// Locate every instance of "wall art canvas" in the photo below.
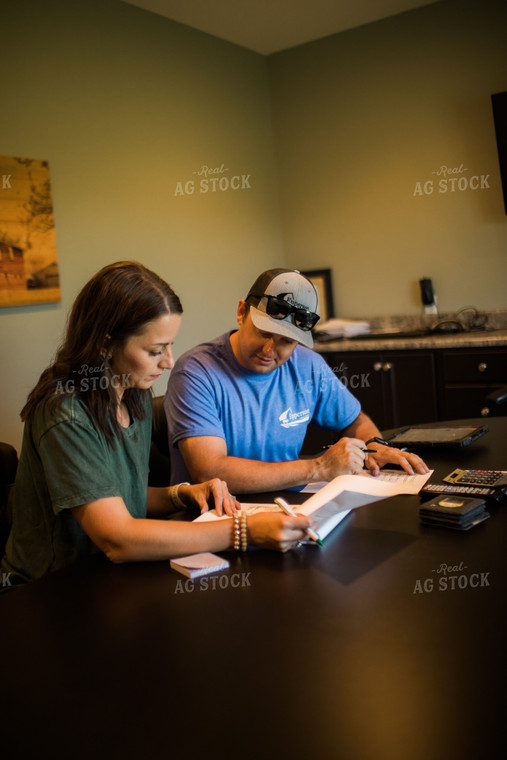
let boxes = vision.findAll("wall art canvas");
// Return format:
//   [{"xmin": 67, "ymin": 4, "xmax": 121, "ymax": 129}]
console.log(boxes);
[{"xmin": 0, "ymin": 155, "xmax": 61, "ymax": 307}]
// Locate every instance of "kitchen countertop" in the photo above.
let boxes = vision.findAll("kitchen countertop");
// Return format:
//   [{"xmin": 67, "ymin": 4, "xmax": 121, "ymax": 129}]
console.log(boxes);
[
  {"xmin": 314, "ymin": 329, "xmax": 507, "ymax": 352},
  {"xmin": 313, "ymin": 309, "xmax": 507, "ymax": 353}
]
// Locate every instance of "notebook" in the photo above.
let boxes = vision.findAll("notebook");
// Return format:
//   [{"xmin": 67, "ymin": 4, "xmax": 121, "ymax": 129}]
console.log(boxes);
[{"xmin": 170, "ymin": 553, "xmax": 230, "ymax": 579}]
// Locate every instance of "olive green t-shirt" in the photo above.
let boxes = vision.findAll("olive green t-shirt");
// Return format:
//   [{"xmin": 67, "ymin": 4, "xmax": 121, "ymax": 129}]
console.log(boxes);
[{"xmin": 1, "ymin": 393, "xmax": 151, "ymax": 586}]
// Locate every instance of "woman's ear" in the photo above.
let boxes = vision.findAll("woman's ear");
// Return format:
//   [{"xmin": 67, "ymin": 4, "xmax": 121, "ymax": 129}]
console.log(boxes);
[{"xmin": 99, "ymin": 334, "xmax": 112, "ymax": 359}]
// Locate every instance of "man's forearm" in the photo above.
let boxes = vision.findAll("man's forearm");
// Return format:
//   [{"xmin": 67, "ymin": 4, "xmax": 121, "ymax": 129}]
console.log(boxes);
[
  {"xmin": 190, "ymin": 454, "xmax": 322, "ymax": 495},
  {"xmin": 340, "ymin": 412, "xmax": 382, "ymax": 444},
  {"xmin": 179, "ymin": 414, "xmax": 379, "ymax": 494}
]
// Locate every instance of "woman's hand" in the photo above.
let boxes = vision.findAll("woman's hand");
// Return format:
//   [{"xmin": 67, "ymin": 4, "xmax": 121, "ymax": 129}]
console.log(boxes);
[
  {"xmin": 247, "ymin": 512, "xmax": 312, "ymax": 553},
  {"xmin": 178, "ymin": 479, "xmax": 240, "ymax": 515},
  {"xmin": 177, "ymin": 483, "xmax": 313, "ymax": 552}
]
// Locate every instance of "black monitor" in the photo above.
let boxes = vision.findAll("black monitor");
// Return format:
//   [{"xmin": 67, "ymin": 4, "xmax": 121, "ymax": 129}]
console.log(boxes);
[{"xmin": 491, "ymin": 91, "xmax": 507, "ymax": 214}]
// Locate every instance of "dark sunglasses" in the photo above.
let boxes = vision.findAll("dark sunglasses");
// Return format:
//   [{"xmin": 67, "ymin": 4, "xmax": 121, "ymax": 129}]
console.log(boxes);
[{"xmin": 248, "ymin": 293, "xmax": 319, "ymax": 331}]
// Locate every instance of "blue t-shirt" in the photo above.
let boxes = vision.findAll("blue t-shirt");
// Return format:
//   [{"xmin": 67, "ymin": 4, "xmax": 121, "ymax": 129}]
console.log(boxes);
[{"xmin": 164, "ymin": 332, "xmax": 361, "ymax": 485}]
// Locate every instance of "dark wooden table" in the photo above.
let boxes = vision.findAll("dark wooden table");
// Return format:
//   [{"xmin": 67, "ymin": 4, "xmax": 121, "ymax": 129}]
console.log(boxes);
[{"xmin": 1, "ymin": 419, "xmax": 505, "ymax": 760}]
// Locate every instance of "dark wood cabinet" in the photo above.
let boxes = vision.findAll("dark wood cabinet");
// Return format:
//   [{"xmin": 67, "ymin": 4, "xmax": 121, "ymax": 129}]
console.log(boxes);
[
  {"xmin": 436, "ymin": 347, "xmax": 507, "ymax": 419},
  {"xmin": 301, "ymin": 349, "xmax": 438, "ymax": 454},
  {"xmin": 301, "ymin": 343, "xmax": 506, "ymax": 454},
  {"xmin": 324, "ymin": 350, "xmax": 438, "ymax": 430}
]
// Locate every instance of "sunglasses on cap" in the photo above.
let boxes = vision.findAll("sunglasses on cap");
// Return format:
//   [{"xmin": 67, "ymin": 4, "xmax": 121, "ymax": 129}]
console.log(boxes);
[{"xmin": 248, "ymin": 293, "xmax": 319, "ymax": 331}]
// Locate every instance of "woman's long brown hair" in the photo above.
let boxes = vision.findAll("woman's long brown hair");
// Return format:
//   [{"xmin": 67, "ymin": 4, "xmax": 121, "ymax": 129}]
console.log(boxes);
[{"xmin": 21, "ymin": 261, "xmax": 183, "ymax": 445}]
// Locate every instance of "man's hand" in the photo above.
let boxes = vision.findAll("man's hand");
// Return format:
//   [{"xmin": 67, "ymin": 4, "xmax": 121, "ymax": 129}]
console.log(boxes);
[
  {"xmin": 315, "ymin": 435, "xmax": 430, "ymax": 481},
  {"xmin": 365, "ymin": 445, "xmax": 430, "ymax": 476},
  {"xmin": 337, "ymin": 413, "xmax": 430, "ymax": 478},
  {"xmin": 316, "ymin": 437, "xmax": 369, "ymax": 480}
]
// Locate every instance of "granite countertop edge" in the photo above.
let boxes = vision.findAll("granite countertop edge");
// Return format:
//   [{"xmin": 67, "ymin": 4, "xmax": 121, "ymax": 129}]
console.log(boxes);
[
  {"xmin": 314, "ymin": 330, "xmax": 507, "ymax": 352},
  {"xmin": 313, "ymin": 309, "xmax": 507, "ymax": 352}
]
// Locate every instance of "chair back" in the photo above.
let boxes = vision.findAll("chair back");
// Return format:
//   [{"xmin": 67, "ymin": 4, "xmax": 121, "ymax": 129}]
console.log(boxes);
[
  {"xmin": 149, "ymin": 396, "xmax": 171, "ymax": 486},
  {"xmin": 0, "ymin": 442, "xmax": 18, "ymax": 553},
  {"xmin": 481, "ymin": 386, "xmax": 507, "ymax": 418}
]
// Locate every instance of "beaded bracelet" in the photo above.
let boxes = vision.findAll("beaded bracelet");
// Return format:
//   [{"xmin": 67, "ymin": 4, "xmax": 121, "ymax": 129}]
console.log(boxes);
[
  {"xmin": 241, "ymin": 510, "xmax": 248, "ymax": 552},
  {"xmin": 170, "ymin": 482, "xmax": 190, "ymax": 509},
  {"xmin": 232, "ymin": 512, "xmax": 242, "ymax": 551}
]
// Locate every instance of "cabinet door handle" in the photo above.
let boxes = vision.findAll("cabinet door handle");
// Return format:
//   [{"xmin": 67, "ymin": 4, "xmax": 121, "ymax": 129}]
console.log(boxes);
[
  {"xmin": 382, "ymin": 362, "xmax": 392, "ymax": 372},
  {"xmin": 478, "ymin": 362, "xmax": 487, "ymax": 372},
  {"xmin": 481, "ymin": 407, "xmax": 490, "ymax": 417},
  {"xmin": 373, "ymin": 361, "xmax": 382, "ymax": 371}
]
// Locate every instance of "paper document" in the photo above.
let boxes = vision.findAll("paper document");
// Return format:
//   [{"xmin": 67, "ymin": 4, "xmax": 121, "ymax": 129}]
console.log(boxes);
[
  {"xmin": 300, "ymin": 469, "xmax": 432, "ymax": 511},
  {"xmin": 302, "ymin": 469, "xmax": 431, "ymax": 494},
  {"xmin": 353, "ymin": 468, "xmax": 433, "ymax": 493},
  {"xmin": 193, "ymin": 500, "xmax": 353, "ymax": 542},
  {"xmin": 301, "ymin": 482, "xmax": 327, "ymax": 493},
  {"xmin": 194, "ymin": 469, "xmax": 432, "ymax": 541},
  {"xmin": 195, "ymin": 503, "xmax": 279, "ymax": 522},
  {"xmin": 314, "ymin": 318, "xmax": 370, "ymax": 338},
  {"xmin": 291, "ymin": 469, "xmax": 432, "ymax": 539}
]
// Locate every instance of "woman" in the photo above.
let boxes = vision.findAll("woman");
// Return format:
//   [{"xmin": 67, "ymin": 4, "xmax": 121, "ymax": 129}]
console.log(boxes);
[{"xmin": 1, "ymin": 262, "xmax": 310, "ymax": 588}]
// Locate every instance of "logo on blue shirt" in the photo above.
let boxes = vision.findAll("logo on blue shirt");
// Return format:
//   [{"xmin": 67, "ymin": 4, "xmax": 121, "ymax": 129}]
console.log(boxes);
[{"xmin": 279, "ymin": 407, "xmax": 311, "ymax": 428}]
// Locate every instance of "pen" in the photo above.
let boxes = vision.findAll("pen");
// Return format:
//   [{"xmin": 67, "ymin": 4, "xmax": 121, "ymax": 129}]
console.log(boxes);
[
  {"xmin": 274, "ymin": 497, "xmax": 324, "ymax": 546},
  {"xmin": 322, "ymin": 444, "xmax": 377, "ymax": 453}
]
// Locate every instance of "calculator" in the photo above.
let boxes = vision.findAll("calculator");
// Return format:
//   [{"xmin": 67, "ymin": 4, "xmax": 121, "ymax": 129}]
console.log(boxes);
[
  {"xmin": 421, "ymin": 482, "xmax": 502, "ymax": 499},
  {"xmin": 443, "ymin": 469, "xmax": 507, "ymax": 488}
]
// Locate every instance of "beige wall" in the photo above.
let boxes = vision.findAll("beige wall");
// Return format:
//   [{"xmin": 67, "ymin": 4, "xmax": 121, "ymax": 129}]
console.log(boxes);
[
  {"xmin": 0, "ymin": 0, "xmax": 283, "ymax": 450},
  {"xmin": 269, "ymin": 0, "xmax": 507, "ymax": 317},
  {"xmin": 1, "ymin": 0, "xmax": 506, "ymax": 451}
]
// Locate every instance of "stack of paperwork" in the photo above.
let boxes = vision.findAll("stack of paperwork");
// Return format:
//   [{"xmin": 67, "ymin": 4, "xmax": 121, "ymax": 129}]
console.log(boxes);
[
  {"xmin": 314, "ymin": 318, "xmax": 370, "ymax": 339},
  {"xmin": 195, "ymin": 469, "xmax": 433, "ymax": 542}
]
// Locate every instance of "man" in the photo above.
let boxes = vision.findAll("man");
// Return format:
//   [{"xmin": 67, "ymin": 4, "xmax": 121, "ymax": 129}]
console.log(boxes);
[{"xmin": 164, "ymin": 268, "xmax": 428, "ymax": 493}]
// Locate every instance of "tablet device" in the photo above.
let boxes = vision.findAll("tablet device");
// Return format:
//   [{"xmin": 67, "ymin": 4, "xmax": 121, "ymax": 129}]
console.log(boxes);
[{"xmin": 386, "ymin": 424, "xmax": 489, "ymax": 448}]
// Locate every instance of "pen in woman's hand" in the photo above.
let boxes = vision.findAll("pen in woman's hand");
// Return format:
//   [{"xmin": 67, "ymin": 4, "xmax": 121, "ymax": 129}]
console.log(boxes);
[{"xmin": 274, "ymin": 497, "xmax": 324, "ymax": 546}]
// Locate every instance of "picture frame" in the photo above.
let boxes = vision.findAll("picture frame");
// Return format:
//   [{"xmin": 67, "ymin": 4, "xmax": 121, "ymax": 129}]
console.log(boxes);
[
  {"xmin": 0, "ymin": 155, "xmax": 61, "ymax": 308},
  {"xmin": 301, "ymin": 268, "xmax": 335, "ymax": 322}
]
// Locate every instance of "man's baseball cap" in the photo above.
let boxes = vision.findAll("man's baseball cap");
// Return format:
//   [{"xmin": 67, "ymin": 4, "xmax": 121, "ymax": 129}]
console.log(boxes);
[{"xmin": 245, "ymin": 268, "xmax": 320, "ymax": 349}]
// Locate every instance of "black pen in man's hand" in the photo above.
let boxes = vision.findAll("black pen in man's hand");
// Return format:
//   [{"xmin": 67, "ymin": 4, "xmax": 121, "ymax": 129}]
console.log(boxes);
[{"xmin": 322, "ymin": 444, "xmax": 377, "ymax": 453}]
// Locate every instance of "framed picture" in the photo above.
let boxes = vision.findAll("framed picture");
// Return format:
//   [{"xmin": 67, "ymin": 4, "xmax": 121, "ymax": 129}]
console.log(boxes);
[
  {"xmin": 301, "ymin": 268, "xmax": 335, "ymax": 322},
  {"xmin": 0, "ymin": 155, "xmax": 61, "ymax": 307}
]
